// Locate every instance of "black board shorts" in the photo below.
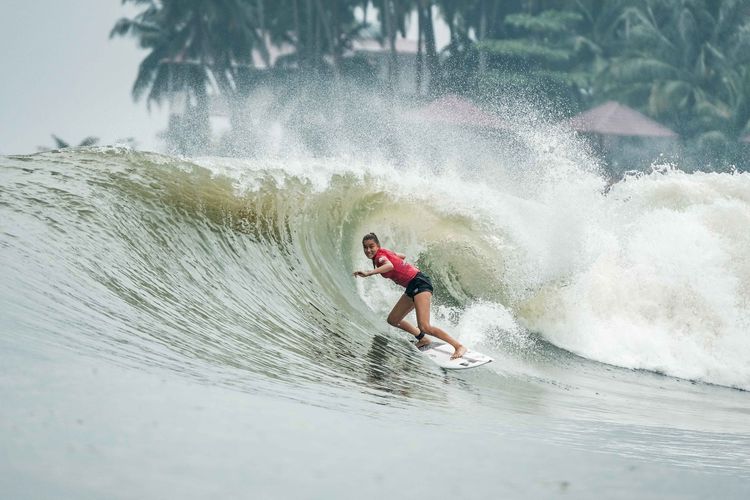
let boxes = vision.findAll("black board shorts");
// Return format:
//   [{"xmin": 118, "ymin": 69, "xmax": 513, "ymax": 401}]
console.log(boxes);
[{"xmin": 405, "ymin": 272, "xmax": 434, "ymax": 298}]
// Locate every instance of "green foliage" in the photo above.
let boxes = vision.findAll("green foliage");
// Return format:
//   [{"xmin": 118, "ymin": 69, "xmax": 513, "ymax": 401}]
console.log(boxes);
[
  {"xmin": 505, "ymin": 10, "xmax": 583, "ymax": 34},
  {"xmin": 468, "ymin": 0, "xmax": 750, "ymax": 169},
  {"xmin": 472, "ymin": 5, "xmax": 608, "ymax": 110},
  {"xmin": 113, "ymin": 0, "xmax": 379, "ymax": 154},
  {"xmin": 111, "ymin": 0, "xmax": 262, "ymax": 108},
  {"xmin": 600, "ymin": 0, "xmax": 750, "ymax": 148},
  {"xmin": 110, "ymin": 0, "xmax": 750, "ymax": 168},
  {"xmin": 478, "ymin": 39, "xmax": 571, "ymax": 65}
]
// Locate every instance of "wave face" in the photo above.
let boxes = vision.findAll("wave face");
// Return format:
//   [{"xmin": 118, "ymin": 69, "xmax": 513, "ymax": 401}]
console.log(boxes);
[{"xmin": 1, "ymin": 146, "xmax": 749, "ymax": 395}]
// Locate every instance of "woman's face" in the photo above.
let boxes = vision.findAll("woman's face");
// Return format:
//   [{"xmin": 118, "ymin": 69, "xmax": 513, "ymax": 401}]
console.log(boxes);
[{"xmin": 362, "ymin": 239, "xmax": 379, "ymax": 259}]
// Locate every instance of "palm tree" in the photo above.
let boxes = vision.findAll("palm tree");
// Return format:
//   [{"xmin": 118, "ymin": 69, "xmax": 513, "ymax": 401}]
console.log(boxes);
[
  {"xmin": 111, "ymin": 0, "xmax": 263, "ymax": 153},
  {"xmin": 38, "ymin": 135, "xmax": 99, "ymax": 152},
  {"xmin": 261, "ymin": 0, "xmax": 367, "ymax": 77},
  {"xmin": 419, "ymin": 0, "xmax": 441, "ymax": 93},
  {"xmin": 601, "ymin": 0, "xmax": 750, "ymax": 143},
  {"xmin": 474, "ymin": 7, "xmax": 588, "ymax": 107}
]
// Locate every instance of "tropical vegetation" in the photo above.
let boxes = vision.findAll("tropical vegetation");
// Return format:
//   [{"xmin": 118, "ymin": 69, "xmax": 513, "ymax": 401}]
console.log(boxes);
[
  {"xmin": 112, "ymin": 0, "xmax": 750, "ymax": 169},
  {"xmin": 38, "ymin": 134, "xmax": 99, "ymax": 152}
]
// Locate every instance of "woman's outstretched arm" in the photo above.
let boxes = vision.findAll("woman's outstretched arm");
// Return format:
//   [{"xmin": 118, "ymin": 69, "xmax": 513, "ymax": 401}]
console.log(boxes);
[{"xmin": 353, "ymin": 258, "xmax": 394, "ymax": 278}]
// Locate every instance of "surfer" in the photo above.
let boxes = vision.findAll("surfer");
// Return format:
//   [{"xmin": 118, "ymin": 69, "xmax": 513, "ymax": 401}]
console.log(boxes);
[{"xmin": 353, "ymin": 233, "xmax": 467, "ymax": 359}]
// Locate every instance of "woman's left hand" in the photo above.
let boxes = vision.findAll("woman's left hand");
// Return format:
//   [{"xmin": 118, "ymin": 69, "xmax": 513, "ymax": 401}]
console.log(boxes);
[{"xmin": 353, "ymin": 270, "xmax": 369, "ymax": 278}]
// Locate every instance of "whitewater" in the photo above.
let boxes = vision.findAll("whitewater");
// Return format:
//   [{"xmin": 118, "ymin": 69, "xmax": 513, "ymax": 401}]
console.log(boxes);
[{"xmin": 2, "ymin": 113, "xmax": 750, "ymax": 497}]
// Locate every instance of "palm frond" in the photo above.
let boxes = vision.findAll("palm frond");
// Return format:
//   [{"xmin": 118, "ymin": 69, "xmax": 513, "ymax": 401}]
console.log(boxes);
[
  {"xmin": 648, "ymin": 79, "xmax": 692, "ymax": 115},
  {"xmin": 478, "ymin": 39, "xmax": 571, "ymax": 64},
  {"xmin": 608, "ymin": 56, "xmax": 680, "ymax": 83},
  {"xmin": 505, "ymin": 10, "xmax": 583, "ymax": 34},
  {"xmin": 77, "ymin": 137, "xmax": 100, "ymax": 147},
  {"xmin": 51, "ymin": 135, "xmax": 69, "ymax": 149}
]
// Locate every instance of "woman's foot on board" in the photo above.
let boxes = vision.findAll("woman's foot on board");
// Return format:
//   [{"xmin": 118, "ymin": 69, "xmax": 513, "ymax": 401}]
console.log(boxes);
[
  {"xmin": 450, "ymin": 345, "xmax": 467, "ymax": 360},
  {"xmin": 415, "ymin": 337, "xmax": 432, "ymax": 349}
]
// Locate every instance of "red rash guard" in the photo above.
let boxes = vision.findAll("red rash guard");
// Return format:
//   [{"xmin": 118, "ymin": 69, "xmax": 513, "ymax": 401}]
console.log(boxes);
[{"xmin": 372, "ymin": 248, "xmax": 419, "ymax": 287}]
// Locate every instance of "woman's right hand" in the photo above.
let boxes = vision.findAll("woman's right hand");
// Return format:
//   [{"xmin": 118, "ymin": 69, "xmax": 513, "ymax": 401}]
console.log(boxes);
[{"xmin": 353, "ymin": 270, "xmax": 369, "ymax": 278}]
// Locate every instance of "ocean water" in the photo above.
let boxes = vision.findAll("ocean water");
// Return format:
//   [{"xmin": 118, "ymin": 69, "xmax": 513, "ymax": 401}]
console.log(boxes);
[{"xmin": 1, "ymin": 145, "xmax": 749, "ymax": 499}]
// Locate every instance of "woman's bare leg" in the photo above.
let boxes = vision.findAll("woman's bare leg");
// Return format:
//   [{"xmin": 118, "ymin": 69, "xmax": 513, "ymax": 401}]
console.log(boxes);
[
  {"xmin": 386, "ymin": 294, "xmax": 430, "ymax": 345},
  {"xmin": 413, "ymin": 292, "xmax": 466, "ymax": 359}
]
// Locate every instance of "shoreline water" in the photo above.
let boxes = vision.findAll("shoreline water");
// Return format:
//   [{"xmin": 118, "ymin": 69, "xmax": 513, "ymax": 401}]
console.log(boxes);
[{"xmin": 2, "ymin": 340, "xmax": 748, "ymax": 500}]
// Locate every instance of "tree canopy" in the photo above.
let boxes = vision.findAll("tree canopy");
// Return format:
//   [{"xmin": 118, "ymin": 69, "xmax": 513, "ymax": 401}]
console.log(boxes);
[{"xmin": 112, "ymin": 0, "xmax": 750, "ymax": 167}]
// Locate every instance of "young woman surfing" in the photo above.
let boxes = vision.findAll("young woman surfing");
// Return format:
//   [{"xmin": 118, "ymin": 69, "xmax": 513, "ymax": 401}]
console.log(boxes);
[{"xmin": 353, "ymin": 233, "xmax": 466, "ymax": 359}]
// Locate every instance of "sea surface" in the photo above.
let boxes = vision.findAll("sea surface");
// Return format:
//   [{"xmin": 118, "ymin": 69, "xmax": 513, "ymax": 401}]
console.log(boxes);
[{"xmin": 1, "ymin": 146, "xmax": 749, "ymax": 499}]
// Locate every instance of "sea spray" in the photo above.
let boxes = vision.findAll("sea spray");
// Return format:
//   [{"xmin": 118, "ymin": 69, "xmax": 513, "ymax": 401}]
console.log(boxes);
[
  {"xmin": 195, "ymin": 108, "xmax": 750, "ymax": 390},
  {"xmin": 520, "ymin": 168, "xmax": 750, "ymax": 389},
  {"xmin": 2, "ymin": 101, "xmax": 749, "ymax": 393}
]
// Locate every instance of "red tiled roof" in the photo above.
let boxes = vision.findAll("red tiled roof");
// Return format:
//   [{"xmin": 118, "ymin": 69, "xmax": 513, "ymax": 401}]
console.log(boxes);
[
  {"xmin": 408, "ymin": 94, "xmax": 509, "ymax": 129},
  {"xmin": 568, "ymin": 101, "xmax": 678, "ymax": 137}
]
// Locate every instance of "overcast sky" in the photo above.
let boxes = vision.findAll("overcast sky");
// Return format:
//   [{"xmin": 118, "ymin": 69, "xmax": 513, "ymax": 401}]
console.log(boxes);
[
  {"xmin": 0, "ymin": 1, "xmax": 448, "ymax": 156},
  {"xmin": 0, "ymin": 0, "xmax": 169, "ymax": 155}
]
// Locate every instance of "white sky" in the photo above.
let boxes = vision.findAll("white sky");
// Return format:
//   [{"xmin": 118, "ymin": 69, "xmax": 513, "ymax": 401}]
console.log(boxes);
[
  {"xmin": 0, "ymin": 1, "xmax": 448, "ymax": 156},
  {"xmin": 1, "ymin": 1, "xmax": 168, "ymax": 155}
]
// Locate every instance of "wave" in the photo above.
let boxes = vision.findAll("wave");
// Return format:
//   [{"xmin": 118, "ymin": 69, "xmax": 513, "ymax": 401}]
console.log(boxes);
[
  {"xmin": 1, "ymin": 148, "xmax": 749, "ymax": 391},
  {"xmin": 521, "ymin": 168, "xmax": 750, "ymax": 389}
]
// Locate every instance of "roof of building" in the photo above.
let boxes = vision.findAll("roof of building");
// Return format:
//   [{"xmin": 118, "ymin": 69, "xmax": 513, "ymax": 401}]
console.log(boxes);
[
  {"xmin": 567, "ymin": 101, "xmax": 678, "ymax": 137},
  {"xmin": 408, "ymin": 94, "xmax": 509, "ymax": 129}
]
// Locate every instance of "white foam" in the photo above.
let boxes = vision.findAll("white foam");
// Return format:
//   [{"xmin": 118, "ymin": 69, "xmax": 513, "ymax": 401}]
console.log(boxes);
[
  {"xmin": 190, "ymin": 130, "xmax": 750, "ymax": 390},
  {"xmin": 521, "ymin": 169, "xmax": 750, "ymax": 389}
]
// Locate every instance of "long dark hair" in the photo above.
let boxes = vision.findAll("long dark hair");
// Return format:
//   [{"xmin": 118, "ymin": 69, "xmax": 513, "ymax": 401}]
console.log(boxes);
[{"xmin": 362, "ymin": 232, "xmax": 380, "ymax": 245}]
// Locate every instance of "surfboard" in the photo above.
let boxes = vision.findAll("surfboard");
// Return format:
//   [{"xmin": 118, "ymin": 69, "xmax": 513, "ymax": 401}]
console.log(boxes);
[{"xmin": 415, "ymin": 340, "xmax": 493, "ymax": 370}]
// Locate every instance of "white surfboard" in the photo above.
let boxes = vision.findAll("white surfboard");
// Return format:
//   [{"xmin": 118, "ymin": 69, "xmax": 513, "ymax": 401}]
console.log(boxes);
[{"xmin": 415, "ymin": 340, "xmax": 493, "ymax": 370}]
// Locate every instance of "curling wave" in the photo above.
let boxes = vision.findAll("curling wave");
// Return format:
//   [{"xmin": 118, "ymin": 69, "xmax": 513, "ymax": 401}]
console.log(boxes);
[{"xmin": 1, "ymin": 148, "xmax": 749, "ymax": 393}]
